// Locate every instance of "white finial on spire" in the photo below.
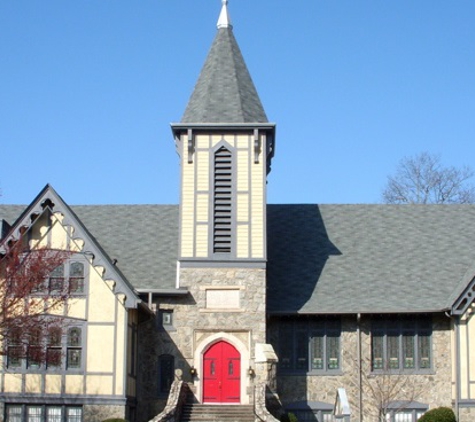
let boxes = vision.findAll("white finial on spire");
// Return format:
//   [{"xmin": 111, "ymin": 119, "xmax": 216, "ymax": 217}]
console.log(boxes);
[{"xmin": 217, "ymin": 0, "xmax": 232, "ymax": 29}]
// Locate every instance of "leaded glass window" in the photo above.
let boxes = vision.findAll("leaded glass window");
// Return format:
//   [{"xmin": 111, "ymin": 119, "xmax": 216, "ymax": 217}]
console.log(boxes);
[
  {"xmin": 371, "ymin": 318, "xmax": 432, "ymax": 372},
  {"xmin": 66, "ymin": 327, "xmax": 82, "ymax": 369},
  {"xmin": 278, "ymin": 318, "xmax": 341, "ymax": 373},
  {"xmin": 5, "ymin": 405, "xmax": 83, "ymax": 422},
  {"xmin": 69, "ymin": 262, "xmax": 85, "ymax": 293}
]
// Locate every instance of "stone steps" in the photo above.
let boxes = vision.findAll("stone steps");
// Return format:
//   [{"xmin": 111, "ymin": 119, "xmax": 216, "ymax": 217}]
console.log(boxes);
[{"xmin": 180, "ymin": 404, "xmax": 255, "ymax": 422}]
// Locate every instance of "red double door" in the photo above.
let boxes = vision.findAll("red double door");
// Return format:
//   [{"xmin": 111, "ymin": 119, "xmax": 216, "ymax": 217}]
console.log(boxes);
[{"xmin": 203, "ymin": 341, "xmax": 241, "ymax": 403}]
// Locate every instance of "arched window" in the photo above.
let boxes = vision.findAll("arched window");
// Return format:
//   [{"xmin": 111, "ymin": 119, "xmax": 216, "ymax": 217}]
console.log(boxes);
[{"xmin": 69, "ymin": 262, "xmax": 84, "ymax": 293}]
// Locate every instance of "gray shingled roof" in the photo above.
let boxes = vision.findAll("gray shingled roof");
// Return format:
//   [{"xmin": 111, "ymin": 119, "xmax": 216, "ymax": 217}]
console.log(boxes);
[
  {"xmin": 0, "ymin": 204, "xmax": 179, "ymax": 292},
  {"xmin": 181, "ymin": 27, "xmax": 268, "ymax": 124},
  {"xmin": 3, "ymin": 203, "xmax": 475, "ymax": 314},
  {"xmin": 71, "ymin": 205, "xmax": 179, "ymax": 291},
  {"xmin": 267, "ymin": 204, "xmax": 475, "ymax": 314}
]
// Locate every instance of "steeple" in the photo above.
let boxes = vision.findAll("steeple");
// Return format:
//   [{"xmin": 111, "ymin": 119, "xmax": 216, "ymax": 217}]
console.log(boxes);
[
  {"xmin": 181, "ymin": 0, "xmax": 268, "ymax": 124},
  {"xmin": 171, "ymin": 1, "xmax": 275, "ymax": 264}
]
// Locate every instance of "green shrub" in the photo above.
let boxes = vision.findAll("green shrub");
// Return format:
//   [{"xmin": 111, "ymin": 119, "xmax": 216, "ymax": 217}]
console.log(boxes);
[
  {"xmin": 280, "ymin": 412, "xmax": 298, "ymax": 422},
  {"xmin": 417, "ymin": 407, "xmax": 456, "ymax": 422}
]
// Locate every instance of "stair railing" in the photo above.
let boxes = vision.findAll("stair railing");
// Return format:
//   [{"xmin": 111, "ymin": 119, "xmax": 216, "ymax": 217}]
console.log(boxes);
[
  {"xmin": 254, "ymin": 383, "xmax": 281, "ymax": 422},
  {"xmin": 148, "ymin": 380, "xmax": 189, "ymax": 422}
]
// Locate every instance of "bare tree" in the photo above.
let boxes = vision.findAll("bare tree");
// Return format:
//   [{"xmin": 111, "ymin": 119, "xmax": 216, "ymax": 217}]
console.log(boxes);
[
  {"xmin": 382, "ymin": 152, "xmax": 475, "ymax": 204},
  {"xmin": 0, "ymin": 239, "xmax": 72, "ymax": 365},
  {"xmin": 348, "ymin": 357, "xmax": 425, "ymax": 422}
]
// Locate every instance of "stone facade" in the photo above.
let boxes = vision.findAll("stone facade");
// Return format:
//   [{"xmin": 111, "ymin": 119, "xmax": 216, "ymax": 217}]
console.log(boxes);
[
  {"xmin": 83, "ymin": 405, "xmax": 126, "ymax": 422},
  {"xmin": 137, "ymin": 266, "xmax": 267, "ymax": 421},
  {"xmin": 268, "ymin": 315, "xmax": 453, "ymax": 422}
]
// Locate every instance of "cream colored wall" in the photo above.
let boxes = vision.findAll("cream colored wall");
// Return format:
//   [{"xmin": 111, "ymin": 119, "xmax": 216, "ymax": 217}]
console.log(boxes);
[
  {"xmin": 1, "ymin": 212, "xmax": 132, "ymax": 402},
  {"xmin": 179, "ymin": 131, "xmax": 267, "ymax": 259},
  {"xmin": 457, "ymin": 311, "xmax": 475, "ymax": 401}
]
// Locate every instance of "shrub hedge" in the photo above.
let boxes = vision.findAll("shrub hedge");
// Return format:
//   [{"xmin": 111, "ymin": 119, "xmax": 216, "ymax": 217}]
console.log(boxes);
[{"xmin": 417, "ymin": 407, "xmax": 456, "ymax": 422}]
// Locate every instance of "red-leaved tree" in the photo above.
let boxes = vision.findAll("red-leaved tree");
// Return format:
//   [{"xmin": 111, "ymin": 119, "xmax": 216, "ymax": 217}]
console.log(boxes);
[{"xmin": 0, "ymin": 239, "xmax": 72, "ymax": 365}]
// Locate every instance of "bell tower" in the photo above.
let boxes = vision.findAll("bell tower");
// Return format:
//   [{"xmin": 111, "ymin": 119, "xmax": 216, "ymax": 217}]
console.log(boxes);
[
  {"xmin": 170, "ymin": 0, "xmax": 276, "ymax": 404},
  {"xmin": 171, "ymin": 0, "xmax": 275, "ymax": 263}
]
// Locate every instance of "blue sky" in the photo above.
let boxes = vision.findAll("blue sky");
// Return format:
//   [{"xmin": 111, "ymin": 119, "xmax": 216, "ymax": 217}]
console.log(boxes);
[{"xmin": 1, "ymin": 1, "xmax": 474, "ymax": 205}]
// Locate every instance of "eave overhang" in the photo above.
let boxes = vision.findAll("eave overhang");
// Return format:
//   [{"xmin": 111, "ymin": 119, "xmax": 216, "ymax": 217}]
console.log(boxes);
[{"xmin": 452, "ymin": 275, "xmax": 475, "ymax": 316}]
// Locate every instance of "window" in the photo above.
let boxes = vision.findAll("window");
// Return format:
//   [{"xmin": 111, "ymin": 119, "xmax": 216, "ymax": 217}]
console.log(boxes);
[
  {"xmin": 213, "ymin": 147, "xmax": 233, "ymax": 254},
  {"xmin": 157, "ymin": 309, "xmax": 175, "ymax": 332},
  {"xmin": 46, "ymin": 407, "xmax": 62, "ymax": 422},
  {"xmin": 7, "ymin": 325, "xmax": 84, "ymax": 371},
  {"xmin": 27, "ymin": 406, "xmax": 42, "ymax": 422},
  {"xmin": 39, "ymin": 260, "xmax": 86, "ymax": 295},
  {"xmin": 7, "ymin": 329, "xmax": 22, "ymax": 368},
  {"xmin": 66, "ymin": 328, "xmax": 82, "ymax": 369},
  {"xmin": 160, "ymin": 310, "xmax": 173, "ymax": 327},
  {"xmin": 286, "ymin": 401, "xmax": 334, "ymax": 422},
  {"xmin": 372, "ymin": 318, "xmax": 431, "ymax": 372},
  {"xmin": 27, "ymin": 328, "xmax": 42, "ymax": 369},
  {"xmin": 6, "ymin": 406, "xmax": 22, "ymax": 422},
  {"xmin": 69, "ymin": 262, "xmax": 85, "ymax": 293},
  {"xmin": 385, "ymin": 401, "xmax": 427, "ymax": 422},
  {"xmin": 47, "ymin": 326, "xmax": 62, "ymax": 369},
  {"xmin": 278, "ymin": 318, "xmax": 341, "ymax": 374},
  {"xmin": 158, "ymin": 354, "xmax": 175, "ymax": 395},
  {"xmin": 5, "ymin": 405, "xmax": 82, "ymax": 422},
  {"xmin": 48, "ymin": 264, "xmax": 65, "ymax": 293}
]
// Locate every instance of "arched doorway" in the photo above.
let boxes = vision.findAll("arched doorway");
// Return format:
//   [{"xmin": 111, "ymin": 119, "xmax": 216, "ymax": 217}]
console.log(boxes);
[{"xmin": 203, "ymin": 341, "xmax": 240, "ymax": 403}]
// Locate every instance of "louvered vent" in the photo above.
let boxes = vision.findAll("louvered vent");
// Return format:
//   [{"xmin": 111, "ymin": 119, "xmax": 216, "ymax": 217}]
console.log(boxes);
[{"xmin": 213, "ymin": 147, "xmax": 233, "ymax": 253}]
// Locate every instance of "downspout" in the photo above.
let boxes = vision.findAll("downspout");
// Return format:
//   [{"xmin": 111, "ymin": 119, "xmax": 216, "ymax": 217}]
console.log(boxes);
[
  {"xmin": 455, "ymin": 315, "xmax": 461, "ymax": 421},
  {"xmin": 357, "ymin": 313, "xmax": 363, "ymax": 422}
]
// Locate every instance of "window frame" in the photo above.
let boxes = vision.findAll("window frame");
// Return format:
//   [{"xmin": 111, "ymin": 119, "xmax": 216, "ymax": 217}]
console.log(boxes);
[
  {"xmin": 157, "ymin": 309, "xmax": 175, "ymax": 331},
  {"xmin": 286, "ymin": 401, "xmax": 334, "ymax": 422},
  {"xmin": 278, "ymin": 318, "xmax": 342, "ymax": 375},
  {"xmin": 384, "ymin": 401, "xmax": 428, "ymax": 422},
  {"xmin": 5, "ymin": 405, "xmax": 83, "ymax": 422},
  {"xmin": 371, "ymin": 317, "xmax": 432, "ymax": 373},
  {"xmin": 30, "ymin": 258, "xmax": 87, "ymax": 297},
  {"xmin": 6, "ymin": 323, "xmax": 85, "ymax": 373}
]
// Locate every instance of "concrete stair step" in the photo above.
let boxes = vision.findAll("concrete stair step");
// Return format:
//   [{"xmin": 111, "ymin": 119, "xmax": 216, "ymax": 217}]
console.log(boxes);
[{"xmin": 181, "ymin": 404, "xmax": 255, "ymax": 422}]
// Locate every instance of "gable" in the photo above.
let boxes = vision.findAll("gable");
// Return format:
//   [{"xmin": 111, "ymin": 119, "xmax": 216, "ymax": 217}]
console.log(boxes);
[{"xmin": 0, "ymin": 185, "xmax": 141, "ymax": 308}]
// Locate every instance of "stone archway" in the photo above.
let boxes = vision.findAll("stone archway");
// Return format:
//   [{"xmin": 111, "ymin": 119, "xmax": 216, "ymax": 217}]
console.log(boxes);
[{"xmin": 193, "ymin": 332, "xmax": 250, "ymax": 404}]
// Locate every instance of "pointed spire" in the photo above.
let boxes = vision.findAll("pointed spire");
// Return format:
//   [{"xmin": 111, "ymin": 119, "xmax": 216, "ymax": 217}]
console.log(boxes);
[
  {"xmin": 180, "ymin": 0, "xmax": 268, "ymax": 124},
  {"xmin": 217, "ymin": 0, "xmax": 232, "ymax": 29}
]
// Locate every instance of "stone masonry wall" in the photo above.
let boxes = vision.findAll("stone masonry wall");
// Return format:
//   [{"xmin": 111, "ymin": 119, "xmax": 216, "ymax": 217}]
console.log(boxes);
[
  {"xmin": 137, "ymin": 266, "xmax": 267, "ymax": 422},
  {"xmin": 269, "ymin": 315, "xmax": 452, "ymax": 422},
  {"xmin": 83, "ymin": 405, "xmax": 126, "ymax": 422}
]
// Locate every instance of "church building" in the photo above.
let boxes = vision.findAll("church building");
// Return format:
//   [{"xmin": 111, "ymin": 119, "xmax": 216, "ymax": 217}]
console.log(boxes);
[{"xmin": 2, "ymin": 2, "xmax": 475, "ymax": 422}]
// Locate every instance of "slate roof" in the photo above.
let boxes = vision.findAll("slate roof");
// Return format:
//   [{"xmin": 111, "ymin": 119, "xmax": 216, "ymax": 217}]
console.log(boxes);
[
  {"xmin": 181, "ymin": 25, "xmax": 268, "ymax": 124},
  {"xmin": 2, "ymin": 203, "xmax": 475, "ymax": 315},
  {"xmin": 267, "ymin": 204, "xmax": 475, "ymax": 314},
  {"xmin": 0, "ymin": 204, "xmax": 179, "ymax": 292}
]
